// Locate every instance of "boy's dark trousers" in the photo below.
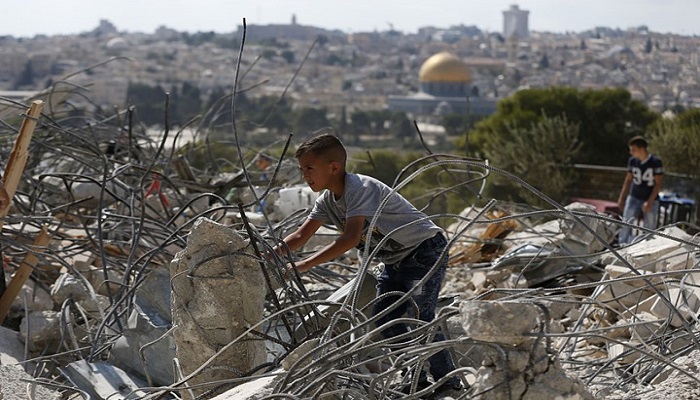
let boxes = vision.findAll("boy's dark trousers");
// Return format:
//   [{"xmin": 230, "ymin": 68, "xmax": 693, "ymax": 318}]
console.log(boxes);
[{"xmin": 373, "ymin": 232, "xmax": 458, "ymax": 384}]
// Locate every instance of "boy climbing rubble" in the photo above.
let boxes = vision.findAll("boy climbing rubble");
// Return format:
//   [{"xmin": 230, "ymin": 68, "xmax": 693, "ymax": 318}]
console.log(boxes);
[{"xmin": 273, "ymin": 133, "xmax": 464, "ymax": 398}]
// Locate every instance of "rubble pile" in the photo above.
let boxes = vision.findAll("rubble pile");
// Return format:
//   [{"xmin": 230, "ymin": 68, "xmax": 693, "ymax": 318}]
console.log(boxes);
[
  {"xmin": 459, "ymin": 300, "xmax": 594, "ymax": 400},
  {"xmin": 443, "ymin": 204, "xmax": 700, "ymax": 400},
  {"xmin": 0, "ymin": 100, "xmax": 698, "ymax": 400}
]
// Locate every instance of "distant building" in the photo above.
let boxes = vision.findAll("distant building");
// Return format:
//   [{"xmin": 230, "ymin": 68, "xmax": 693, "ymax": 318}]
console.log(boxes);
[
  {"xmin": 387, "ymin": 52, "xmax": 497, "ymax": 117},
  {"xmin": 92, "ymin": 19, "xmax": 118, "ymax": 37},
  {"xmin": 503, "ymin": 4, "xmax": 529, "ymax": 39},
  {"xmin": 236, "ymin": 16, "xmax": 344, "ymax": 42}
]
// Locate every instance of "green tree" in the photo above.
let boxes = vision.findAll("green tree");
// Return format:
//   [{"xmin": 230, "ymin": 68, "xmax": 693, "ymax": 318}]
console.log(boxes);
[
  {"xmin": 13, "ymin": 60, "xmax": 34, "ymax": 88},
  {"xmin": 201, "ymin": 86, "xmax": 231, "ymax": 128},
  {"xmin": 390, "ymin": 112, "xmax": 413, "ymax": 139},
  {"xmin": 483, "ymin": 114, "xmax": 582, "ymax": 207},
  {"xmin": 579, "ymin": 88, "xmax": 657, "ymax": 165},
  {"xmin": 316, "ymin": 35, "xmax": 329, "ymax": 46},
  {"xmin": 442, "ymin": 114, "xmax": 471, "ymax": 136},
  {"xmin": 324, "ymin": 53, "xmax": 347, "ymax": 66},
  {"xmin": 464, "ymin": 87, "xmax": 657, "ymax": 166},
  {"xmin": 280, "ymin": 50, "xmax": 295, "ymax": 64},
  {"xmin": 261, "ymin": 49, "xmax": 277, "ymax": 60},
  {"xmin": 367, "ymin": 110, "xmax": 394, "ymax": 135},
  {"xmin": 648, "ymin": 110, "xmax": 700, "ymax": 223},
  {"xmin": 350, "ymin": 150, "xmax": 481, "ymax": 221},
  {"xmin": 350, "ymin": 110, "xmax": 372, "ymax": 135},
  {"xmin": 126, "ymin": 82, "xmax": 168, "ymax": 126},
  {"xmin": 173, "ymin": 82, "xmax": 202, "ymax": 125},
  {"xmin": 237, "ymin": 95, "xmax": 293, "ymax": 134},
  {"xmin": 351, "ymin": 150, "xmax": 404, "ymax": 185},
  {"xmin": 648, "ymin": 109, "xmax": 700, "ymax": 178},
  {"xmin": 293, "ymin": 107, "xmax": 330, "ymax": 136},
  {"xmin": 645, "ymin": 37, "xmax": 653, "ymax": 53},
  {"xmin": 182, "ymin": 31, "xmax": 216, "ymax": 46}
]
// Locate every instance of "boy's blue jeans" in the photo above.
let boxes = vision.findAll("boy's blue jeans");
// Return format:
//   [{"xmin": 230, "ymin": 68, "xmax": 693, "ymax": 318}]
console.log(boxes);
[
  {"xmin": 619, "ymin": 196, "xmax": 659, "ymax": 245},
  {"xmin": 373, "ymin": 232, "xmax": 458, "ymax": 384}
]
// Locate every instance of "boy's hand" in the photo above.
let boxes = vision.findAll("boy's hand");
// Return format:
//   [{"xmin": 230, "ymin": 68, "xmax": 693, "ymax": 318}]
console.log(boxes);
[
  {"xmin": 282, "ymin": 263, "xmax": 298, "ymax": 279},
  {"xmin": 293, "ymin": 260, "xmax": 313, "ymax": 273}
]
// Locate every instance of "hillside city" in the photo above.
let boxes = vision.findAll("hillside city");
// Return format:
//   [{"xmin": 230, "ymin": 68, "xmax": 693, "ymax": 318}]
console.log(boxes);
[
  {"xmin": 1, "ymin": 6, "xmax": 698, "ymax": 128},
  {"xmin": 1, "ymin": 8, "xmax": 700, "ymax": 400}
]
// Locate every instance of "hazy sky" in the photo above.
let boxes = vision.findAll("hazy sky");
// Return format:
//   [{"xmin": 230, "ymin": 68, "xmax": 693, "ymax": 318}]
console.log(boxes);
[{"xmin": 3, "ymin": 0, "xmax": 699, "ymax": 38}]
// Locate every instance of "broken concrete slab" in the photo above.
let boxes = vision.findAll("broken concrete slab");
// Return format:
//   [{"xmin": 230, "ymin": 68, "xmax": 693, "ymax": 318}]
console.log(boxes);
[
  {"xmin": 612, "ymin": 226, "xmax": 697, "ymax": 270},
  {"xmin": 62, "ymin": 359, "xmax": 150, "ymax": 400},
  {"xmin": 460, "ymin": 300, "xmax": 540, "ymax": 346},
  {"xmin": 169, "ymin": 217, "xmax": 267, "ymax": 399},
  {"xmin": 18, "ymin": 310, "xmax": 61, "ymax": 353},
  {"xmin": 594, "ymin": 280, "xmax": 653, "ymax": 310},
  {"xmin": 7, "ymin": 274, "xmax": 53, "ymax": 319},
  {"xmin": 649, "ymin": 287, "xmax": 700, "ymax": 328},
  {"xmin": 0, "ymin": 325, "xmax": 25, "ymax": 365},
  {"xmin": 50, "ymin": 272, "xmax": 93, "ymax": 305},
  {"xmin": 460, "ymin": 300, "xmax": 595, "ymax": 400},
  {"xmin": 209, "ymin": 374, "xmax": 280, "ymax": 400},
  {"xmin": 656, "ymin": 246, "xmax": 699, "ymax": 271},
  {"xmin": 110, "ymin": 266, "xmax": 175, "ymax": 386},
  {"xmin": 558, "ymin": 201, "xmax": 618, "ymax": 254},
  {"xmin": 292, "ymin": 273, "xmax": 377, "ymax": 342},
  {"xmin": 491, "ymin": 243, "xmax": 587, "ymax": 287}
]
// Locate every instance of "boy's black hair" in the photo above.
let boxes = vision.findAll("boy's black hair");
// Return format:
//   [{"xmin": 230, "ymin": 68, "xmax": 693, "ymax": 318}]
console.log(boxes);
[
  {"xmin": 295, "ymin": 133, "xmax": 347, "ymax": 165},
  {"xmin": 628, "ymin": 135, "xmax": 648, "ymax": 148}
]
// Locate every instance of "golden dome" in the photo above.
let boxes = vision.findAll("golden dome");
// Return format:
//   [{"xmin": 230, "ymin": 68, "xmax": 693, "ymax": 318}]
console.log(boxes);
[{"xmin": 418, "ymin": 52, "xmax": 471, "ymax": 83}]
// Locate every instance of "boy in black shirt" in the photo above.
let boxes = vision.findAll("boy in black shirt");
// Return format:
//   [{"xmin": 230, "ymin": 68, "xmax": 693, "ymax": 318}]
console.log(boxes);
[{"xmin": 617, "ymin": 136, "xmax": 663, "ymax": 244}]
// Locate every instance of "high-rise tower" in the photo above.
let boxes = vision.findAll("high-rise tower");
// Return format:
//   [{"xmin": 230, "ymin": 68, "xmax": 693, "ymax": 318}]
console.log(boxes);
[{"xmin": 503, "ymin": 4, "xmax": 529, "ymax": 39}]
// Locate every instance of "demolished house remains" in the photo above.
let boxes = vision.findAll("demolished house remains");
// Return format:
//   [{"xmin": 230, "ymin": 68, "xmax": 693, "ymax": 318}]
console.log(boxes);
[{"xmin": 0, "ymin": 85, "xmax": 699, "ymax": 399}]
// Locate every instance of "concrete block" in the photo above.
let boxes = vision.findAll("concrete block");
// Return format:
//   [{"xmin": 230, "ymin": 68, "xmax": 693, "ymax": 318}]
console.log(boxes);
[
  {"xmin": 656, "ymin": 247, "xmax": 696, "ymax": 271},
  {"xmin": 649, "ymin": 287, "xmax": 700, "ymax": 327},
  {"xmin": 459, "ymin": 300, "xmax": 540, "ymax": 346},
  {"xmin": 625, "ymin": 312, "xmax": 663, "ymax": 340},
  {"xmin": 685, "ymin": 271, "xmax": 700, "ymax": 286},
  {"xmin": 621, "ymin": 295, "xmax": 656, "ymax": 319},
  {"xmin": 0, "ymin": 325, "xmax": 26, "ymax": 364},
  {"xmin": 604, "ymin": 264, "xmax": 657, "ymax": 287},
  {"xmin": 596, "ymin": 280, "xmax": 652, "ymax": 310},
  {"xmin": 609, "ymin": 342, "xmax": 642, "ymax": 364},
  {"xmin": 667, "ymin": 331, "xmax": 693, "ymax": 353},
  {"xmin": 622, "ymin": 226, "xmax": 693, "ymax": 270}
]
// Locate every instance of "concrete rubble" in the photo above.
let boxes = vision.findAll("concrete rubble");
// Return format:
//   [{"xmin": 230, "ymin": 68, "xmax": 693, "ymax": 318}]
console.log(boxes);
[
  {"xmin": 169, "ymin": 217, "xmax": 267, "ymax": 399},
  {"xmin": 0, "ymin": 102, "xmax": 698, "ymax": 400}
]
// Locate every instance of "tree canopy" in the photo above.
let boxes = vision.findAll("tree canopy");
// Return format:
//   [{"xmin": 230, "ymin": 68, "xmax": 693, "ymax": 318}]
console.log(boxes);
[
  {"xmin": 648, "ymin": 108, "xmax": 700, "ymax": 179},
  {"xmin": 461, "ymin": 87, "xmax": 658, "ymax": 166},
  {"xmin": 483, "ymin": 114, "xmax": 582, "ymax": 206}
]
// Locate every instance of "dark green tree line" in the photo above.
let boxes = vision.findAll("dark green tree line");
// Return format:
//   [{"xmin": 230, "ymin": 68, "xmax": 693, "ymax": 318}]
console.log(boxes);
[
  {"xmin": 648, "ymin": 108, "xmax": 700, "ymax": 178},
  {"xmin": 459, "ymin": 87, "xmax": 657, "ymax": 166}
]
